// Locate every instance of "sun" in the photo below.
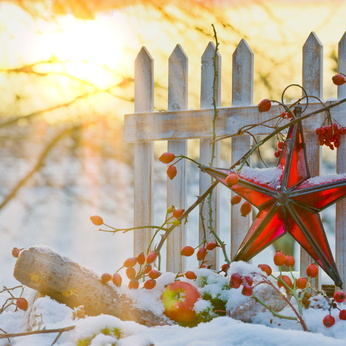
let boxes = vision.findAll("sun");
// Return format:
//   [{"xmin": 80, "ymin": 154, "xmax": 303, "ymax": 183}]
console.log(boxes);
[{"xmin": 40, "ymin": 11, "xmax": 134, "ymax": 89}]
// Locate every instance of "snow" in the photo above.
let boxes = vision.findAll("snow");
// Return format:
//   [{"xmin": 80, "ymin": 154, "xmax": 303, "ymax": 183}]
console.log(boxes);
[
  {"xmin": 299, "ymin": 172, "xmax": 346, "ymax": 188},
  {"xmin": 1, "ymin": 292, "xmax": 346, "ymax": 345},
  {"xmin": 237, "ymin": 166, "xmax": 282, "ymax": 188},
  {"xmin": 2, "ymin": 259, "xmax": 346, "ymax": 345}
]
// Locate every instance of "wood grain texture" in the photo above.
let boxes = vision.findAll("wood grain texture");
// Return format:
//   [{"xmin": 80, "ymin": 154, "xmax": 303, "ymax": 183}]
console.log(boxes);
[
  {"xmin": 336, "ymin": 32, "xmax": 346, "ymax": 287},
  {"xmin": 166, "ymin": 45, "xmax": 188, "ymax": 273},
  {"xmin": 134, "ymin": 47, "xmax": 154, "ymax": 257},
  {"xmin": 124, "ymin": 102, "xmax": 336, "ymax": 143},
  {"xmin": 300, "ymin": 32, "xmax": 323, "ymax": 285},
  {"xmin": 230, "ymin": 39, "xmax": 253, "ymax": 259},
  {"xmin": 13, "ymin": 247, "xmax": 164, "ymax": 325},
  {"xmin": 199, "ymin": 42, "xmax": 221, "ymax": 269}
]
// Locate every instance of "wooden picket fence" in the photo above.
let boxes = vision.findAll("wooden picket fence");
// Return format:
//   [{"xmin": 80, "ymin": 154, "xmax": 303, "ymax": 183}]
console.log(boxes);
[{"xmin": 124, "ymin": 32, "xmax": 346, "ymax": 287}]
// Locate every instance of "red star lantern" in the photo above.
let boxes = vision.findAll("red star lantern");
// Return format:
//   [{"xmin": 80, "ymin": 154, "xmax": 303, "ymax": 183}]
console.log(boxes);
[{"xmin": 202, "ymin": 116, "xmax": 346, "ymax": 287}]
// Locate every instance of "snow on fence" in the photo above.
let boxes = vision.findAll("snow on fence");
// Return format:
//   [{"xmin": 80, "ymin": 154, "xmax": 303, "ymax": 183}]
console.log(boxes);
[{"xmin": 124, "ymin": 32, "xmax": 346, "ymax": 286}]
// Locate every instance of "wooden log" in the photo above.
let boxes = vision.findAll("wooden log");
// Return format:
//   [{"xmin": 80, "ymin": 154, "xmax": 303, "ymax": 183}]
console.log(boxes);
[{"xmin": 13, "ymin": 246, "xmax": 165, "ymax": 326}]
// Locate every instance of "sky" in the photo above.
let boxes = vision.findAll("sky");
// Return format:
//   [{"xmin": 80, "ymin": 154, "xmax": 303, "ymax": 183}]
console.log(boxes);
[{"xmin": 1, "ymin": 0, "xmax": 346, "ymax": 122}]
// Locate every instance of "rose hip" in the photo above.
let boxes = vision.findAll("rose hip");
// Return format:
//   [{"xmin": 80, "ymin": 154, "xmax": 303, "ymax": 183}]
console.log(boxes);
[
  {"xmin": 258, "ymin": 264, "xmax": 272, "ymax": 276},
  {"xmin": 306, "ymin": 263, "xmax": 318, "ymax": 278},
  {"xmin": 181, "ymin": 246, "xmax": 194, "ymax": 257},
  {"xmin": 273, "ymin": 250, "xmax": 286, "ymax": 266},
  {"xmin": 333, "ymin": 290, "xmax": 346, "ymax": 303}
]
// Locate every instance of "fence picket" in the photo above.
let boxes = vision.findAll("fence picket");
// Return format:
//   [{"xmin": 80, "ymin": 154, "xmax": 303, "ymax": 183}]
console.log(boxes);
[
  {"xmin": 199, "ymin": 42, "xmax": 221, "ymax": 268},
  {"xmin": 166, "ymin": 44, "xmax": 188, "ymax": 273},
  {"xmin": 301, "ymin": 32, "xmax": 323, "ymax": 284},
  {"xmin": 336, "ymin": 32, "xmax": 346, "ymax": 287},
  {"xmin": 230, "ymin": 39, "xmax": 254, "ymax": 259},
  {"xmin": 134, "ymin": 47, "xmax": 154, "ymax": 257}
]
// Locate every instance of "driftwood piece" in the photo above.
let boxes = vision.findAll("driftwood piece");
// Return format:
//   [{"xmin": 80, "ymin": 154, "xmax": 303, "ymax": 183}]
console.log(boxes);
[{"xmin": 13, "ymin": 246, "xmax": 164, "ymax": 326}]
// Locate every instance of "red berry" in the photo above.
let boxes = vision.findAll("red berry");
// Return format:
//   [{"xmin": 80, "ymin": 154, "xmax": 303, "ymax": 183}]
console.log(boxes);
[
  {"xmin": 126, "ymin": 267, "xmax": 136, "ymax": 280},
  {"xmin": 16, "ymin": 297, "xmax": 28, "ymax": 311},
  {"xmin": 230, "ymin": 195, "xmax": 242, "ymax": 205},
  {"xmin": 90, "ymin": 215, "xmax": 103, "ymax": 226},
  {"xmin": 278, "ymin": 275, "xmax": 293, "ymax": 290},
  {"xmin": 146, "ymin": 251, "xmax": 158, "ymax": 264},
  {"xmin": 173, "ymin": 209, "xmax": 184, "ymax": 219},
  {"xmin": 148, "ymin": 269, "xmax": 161, "ymax": 279},
  {"xmin": 12, "ymin": 247, "xmax": 21, "ymax": 258},
  {"xmin": 332, "ymin": 73, "xmax": 346, "ymax": 86},
  {"xmin": 277, "ymin": 141, "xmax": 284, "ymax": 149},
  {"xmin": 225, "ymin": 173, "xmax": 239, "ymax": 186},
  {"xmin": 230, "ymin": 273, "xmax": 243, "ymax": 289},
  {"xmin": 274, "ymin": 150, "xmax": 281, "ymax": 158},
  {"xmin": 306, "ymin": 263, "xmax": 319, "ymax": 278},
  {"xmin": 101, "ymin": 273, "xmax": 111, "ymax": 283},
  {"xmin": 137, "ymin": 252, "xmax": 145, "ymax": 265},
  {"xmin": 143, "ymin": 279, "xmax": 156, "ymax": 289},
  {"xmin": 240, "ymin": 202, "xmax": 252, "ymax": 217},
  {"xmin": 206, "ymin": 242, "xmax": 218, "ymax": 251},
  {"xmin": 143, "ymin": 264, "xmax": 152, "ymax": 274},
  {"xmin": 296, "ymin": 277, "xmax": 308, "ymax": 289},
  {"xmin": 159, "ymin": 152, "xmax": 176, "ymax": 164},
  {"xmin": 123, "ymin": 257, "xmax": 137, "ymax": 267},
  {"xmin": 273, "ymin": 250, "xmax": 286, "ymax": 266},
  {"xmin": 167, "ymin": 165, "xmax": 177, "ymax": 180},
  {"xmin": 333, "ymin": 290, "xmax": 346, "ymax": 303},
  {"xmin": 243, "ymin": 276, "xmax": 253, "ymax": 287},
  {"xmin": 181, "ymin": 246, "xmax": 195, "ymax": 257},
  {"xmin": 128, "ymin": 279, "xmax": 139, "ymax": 289},
  {"xmin": 196, "ymin": 247, "xmax": 207, "ymax": 261},
  {"xmin": 221, "ymin": 263, "xmax": 230, "ymax": 273},
  {"xmin": 284, "ymin": 255, "xmax": 295, "ymax": 267},
  {"xmin": 258, "ymin": 99, "xmax": 272, "ymax": 113},
  {"xmin": 112, "ymin": 273, "xmax": 122, "ymax": 287},
  {"xmin": 258, "ymin": 264, "xmax": 272, "ymax": 276},
  {"xmin": 185, "ymin": 271, "xmax": 197, "ymax": 280},
  {"xmin": 339, "ymin": 309, "xmax": 346, "ymax": 320},
  {"xmin": 242, "ymin": 284, "xmax": 253, "ymax": 296},
  {"xmin": 323, "ymin": 314, "xmax": 335, "ymax": 327},
  {"xmin": 280, "ymin": 111, "xmax": 293, "ymax": 118}
]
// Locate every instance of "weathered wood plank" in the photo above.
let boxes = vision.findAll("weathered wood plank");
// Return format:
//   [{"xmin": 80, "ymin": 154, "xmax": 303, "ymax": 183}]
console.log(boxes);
[
  {"xmin": 199, "ymin": 42, "xmax": 221, "ymax": 269},
  {"xmin": 134, "ymin": 47, "xmax": 154, "ymax": 257},
  {"xmin": 166, "ymin": 45, "xmax": 188, "ymax": 273},
  {"xmin": 124, "ymin": 101, "xmax": 339, "ymax": 142},
  {"xmin": 13, "ymin": 247, "xmax": 164, "ymax": 325},
  {"xmin": 230, "ymin": 39, "xmax": 254, "ymax": 259},
  {"xmin": 336, "ymin": 32, "xmax": 346, "ymax": 287},
  {"xmin": 300, "ymin": 32, "xmax": 323, "ymax": 285}
]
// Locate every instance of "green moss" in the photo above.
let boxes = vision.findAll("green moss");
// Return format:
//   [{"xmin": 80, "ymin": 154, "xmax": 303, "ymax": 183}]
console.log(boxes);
[{"xmin": 76, "ymin": 326, "xmax": 122, "ymax": 345}]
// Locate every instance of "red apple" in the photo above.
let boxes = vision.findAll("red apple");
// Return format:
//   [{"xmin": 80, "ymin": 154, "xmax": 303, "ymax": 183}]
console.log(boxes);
[{"xmin": 161, "ymin": 281, "xmax": 200, "ymax": 322}]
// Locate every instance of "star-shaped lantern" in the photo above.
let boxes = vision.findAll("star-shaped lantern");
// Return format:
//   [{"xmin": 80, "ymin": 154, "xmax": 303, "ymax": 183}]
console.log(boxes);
[{"xmin": 202, "ymin": 114, "xmax": 346, "ymax": 287}]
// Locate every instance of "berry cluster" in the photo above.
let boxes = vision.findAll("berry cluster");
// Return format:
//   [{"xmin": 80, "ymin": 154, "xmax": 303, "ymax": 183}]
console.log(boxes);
[
  {"xmin": 100, "ymin": 250, "xmax": 160, "ymax": 290},
  {"xmin": 229, "ymin": 273, "xmax": 254, "ymax": 296},
  {"xmin": 322, "ymin": 290, "xmax": 346, "ymax": 328},
  {"xmin": 225, "ymin": 173, "xmax": 252, "ymax": 217},
  {"xmin": 316, "ymin": 123, "xmax": 346, "ymax": 150},
  {"xmin": 274, "ymin": 141, "xmax": 284, "ymax": 158},
  {"xmin": 159, "ymin": 152, "xmax": 177, "ymax": 180}
]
